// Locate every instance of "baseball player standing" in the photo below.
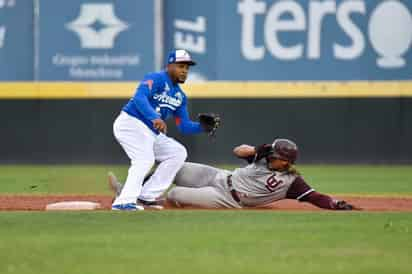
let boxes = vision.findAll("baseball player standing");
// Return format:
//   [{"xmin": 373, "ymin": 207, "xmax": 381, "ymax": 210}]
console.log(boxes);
[{"xmin": 111, "ymin": 49, "xmax": 219, "ymax": 211}]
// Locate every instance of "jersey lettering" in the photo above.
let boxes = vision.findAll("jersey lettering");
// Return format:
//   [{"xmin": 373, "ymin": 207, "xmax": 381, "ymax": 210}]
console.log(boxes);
[
  {"xmin": 153, "ymin": 91, "xmax": 182, "ymax": 107},
  {"xmin": 265, "ymin": 174, "xmax": 283, "ymax": 192}
]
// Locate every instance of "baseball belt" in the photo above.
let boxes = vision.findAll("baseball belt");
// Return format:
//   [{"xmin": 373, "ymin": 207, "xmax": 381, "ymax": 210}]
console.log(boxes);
[{"xmin": 227, "ymin": 175, "xmax": 241, "ymax": 203}]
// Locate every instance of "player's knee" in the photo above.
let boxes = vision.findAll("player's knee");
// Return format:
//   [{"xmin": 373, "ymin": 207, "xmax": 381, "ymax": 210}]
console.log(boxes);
[
  {"xmin": 175, "ymin": 145, "xmax": 187, "ymax": 163},
  {"xmin": 166, "ymin": 188, "xmax": 179, "ymax": 203},
  {"xmin": 131, "ymin": 157, "xmax": 155, "ymax": 169},
  {"xmin": 174, "ymin": 168, "xmax": 185, "ymax": 185}
]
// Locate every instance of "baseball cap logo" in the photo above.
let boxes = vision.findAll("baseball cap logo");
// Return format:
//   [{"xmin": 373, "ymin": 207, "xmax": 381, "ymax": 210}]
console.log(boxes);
[
  {"xmin": 167, "ymin": 49, "xmax": 196, "ymax": 65},
  {"xmin": 175, "ymin": 49, "xmax": 191, "ymax": 62},
  {"xmin": 66, "ymin": 3, "xmax": 129, "ymax": 49}
]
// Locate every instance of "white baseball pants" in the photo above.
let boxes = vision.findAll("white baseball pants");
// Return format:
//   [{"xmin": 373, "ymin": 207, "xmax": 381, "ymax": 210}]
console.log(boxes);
[{"xmin": 112, "ymin": 111, "xmax": 187, "ymax": 205}]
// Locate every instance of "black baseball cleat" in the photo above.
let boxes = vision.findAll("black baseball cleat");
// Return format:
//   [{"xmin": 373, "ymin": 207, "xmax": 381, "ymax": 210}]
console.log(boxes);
[{"xmin": 137, "ymin": 198, "xmax": 164, "ymax": 210}]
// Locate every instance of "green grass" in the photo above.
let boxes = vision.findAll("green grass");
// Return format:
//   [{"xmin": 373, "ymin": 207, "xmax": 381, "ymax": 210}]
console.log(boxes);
[
  {"xmin": 0, "ymin": 211, "xmax": 411, "ymax": 274},
  {"xmin": 1, "ymin": 165, "xmax": 412, "ymax": 274},
  {"xmin": 0, "ymin": 165, "xmax": 411, "ymax": 195},
  {"xmin": 0, "ymin": 165, "xmax": 129, "ymax": 194},
  {"xmin": 298, "ymin": 165, "xmax": 412, "ymax": 196}
]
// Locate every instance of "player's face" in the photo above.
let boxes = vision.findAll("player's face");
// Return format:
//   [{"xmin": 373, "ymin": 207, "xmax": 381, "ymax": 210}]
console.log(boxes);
[
  {"xmin": 167, "ymin": 63, "xmax": 190, "ymax": 84},
  {"xmin": 269, "ymin": 158, "xmax": 290, "ymax": 171}
]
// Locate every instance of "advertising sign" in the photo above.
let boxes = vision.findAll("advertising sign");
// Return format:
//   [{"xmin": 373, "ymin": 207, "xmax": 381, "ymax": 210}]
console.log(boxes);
[
  {"xmin": 164, "ymin": 1, "xmax": 217, "ymax": 81},
  {"xmin": 38, "ymin": 0, "xmax": 155, "ymax": 81},
  {"xmin": 0, "ymin": 0, "xmax": 33, "ymax": 80},
  {"xmin": 165, "ymin": 0, "xmax": 412, "ymax": 80}
]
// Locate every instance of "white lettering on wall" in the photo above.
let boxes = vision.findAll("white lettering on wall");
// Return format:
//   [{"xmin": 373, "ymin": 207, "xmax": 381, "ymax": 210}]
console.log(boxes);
[
  {"xmin": 264, "ymin": 0, "xmax": 305, "ymax": 60},
  {"xmin": 237, "ymin": 0, "xmax": 411, "ymax": 69},
  {"xmin": 0, "ymin": 0, "xmax": 16, "ymax": 8},
  {"xmin": 0, "ymin": 26, "xmax": 5, "ymax": 48},
  {"xmin": 238, "ymin": 0, "xmax": 266, "ymax": 60},
  {"xmin": 174, "ymin": 16, "xmax": 206, "ymax": 53},
  {"xmin": 307, "ymin": 1, "xmax": 336, "ymax": 59},
  {"xmin": 369, "ymin": 0, "xmax": 412, "ymax": 68},
  {"xmin": 334, "ymin": 0, "xmax": 366, "ymax": 60}
]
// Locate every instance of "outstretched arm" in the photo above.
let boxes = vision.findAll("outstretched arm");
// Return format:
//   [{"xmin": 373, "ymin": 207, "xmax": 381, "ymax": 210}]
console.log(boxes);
[
  {"xmin": 301, "ymin": 192, "xmax": 337, "ymax": 209},
  {"xmin": 174, "ymin": 99, "xmax": 203, "ymax": 135},
  {"xmin": 301, "ymin": 192, "xmax": 356, "ymax": 210},
  {"xmin": 287, "ymin": 177, "xmax": 356, "ymax": 210}
]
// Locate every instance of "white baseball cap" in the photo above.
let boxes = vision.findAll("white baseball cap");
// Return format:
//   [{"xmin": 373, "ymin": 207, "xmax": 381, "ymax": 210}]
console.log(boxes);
[{"xmin": 167, "ymin": 49, "xmax": 196, "ymax": 66}]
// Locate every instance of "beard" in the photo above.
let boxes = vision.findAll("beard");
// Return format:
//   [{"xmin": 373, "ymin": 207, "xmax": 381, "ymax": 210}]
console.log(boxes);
[{"xmin": 177, "ymin": 77, "xmax": 186, "ymax": 84}]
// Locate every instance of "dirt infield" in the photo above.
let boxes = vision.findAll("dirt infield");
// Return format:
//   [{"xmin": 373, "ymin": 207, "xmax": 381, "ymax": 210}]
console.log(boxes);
[{"xmin": 1, "ymin": 195, "xmax": 412, "ymax": 211}]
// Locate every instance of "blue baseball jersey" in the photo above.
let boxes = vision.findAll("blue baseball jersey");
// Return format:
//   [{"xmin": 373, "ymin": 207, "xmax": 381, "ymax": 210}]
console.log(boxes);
[{"xmin": 122, "ymin": 70, "xmax": 203, "ymax": 135}]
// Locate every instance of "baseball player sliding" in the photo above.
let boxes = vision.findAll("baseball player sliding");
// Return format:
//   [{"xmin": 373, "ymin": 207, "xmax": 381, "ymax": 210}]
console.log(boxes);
[
  {"xmin": 109, "ymin": 139, "xmax": 358, "ymax": 210},
  {"xmin": 111, "ymin": 49, "xmax": 220, "ymax": 211}
]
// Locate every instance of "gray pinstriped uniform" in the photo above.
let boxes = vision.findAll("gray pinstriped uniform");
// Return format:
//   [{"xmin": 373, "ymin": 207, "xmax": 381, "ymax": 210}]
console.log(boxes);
[{"xmin": 167, "ymin": 161, "xmax": 299, "ymax": 208}]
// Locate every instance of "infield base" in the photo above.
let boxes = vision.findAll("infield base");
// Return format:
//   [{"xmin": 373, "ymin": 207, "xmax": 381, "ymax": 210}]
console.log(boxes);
[{"xmin": 45, "ymin": 201, "xmax": 101, "ymax": 211}]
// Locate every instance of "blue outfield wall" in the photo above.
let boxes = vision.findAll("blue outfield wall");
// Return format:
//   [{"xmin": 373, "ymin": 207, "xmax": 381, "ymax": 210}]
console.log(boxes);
[
  {"xmin": 165, "ymin": 0, "xmax": 412, "ymax": 81},
  {"xmin": 0, "ymin": 1, "xmax": 411, "ymax": 164},
  {"xmin": 0, "ymin": 0, "xmax": 411, "ymax": 81},
  {"xmin": 0, "ymin": 0, "xmax": 156, "ymax": 81},
  {"xmin": 38, "ymin": 0, "xmax": 155, "ymax": 81},
  {"xmin": 0, "ymin": 1, "xmax": 33, "ymax": 80}
]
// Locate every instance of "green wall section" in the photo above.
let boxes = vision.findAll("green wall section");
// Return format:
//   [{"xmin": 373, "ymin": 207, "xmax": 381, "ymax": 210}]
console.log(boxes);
[{"xmin": 1, "ymin": 98, "xmax": 411, "ymax": 164}]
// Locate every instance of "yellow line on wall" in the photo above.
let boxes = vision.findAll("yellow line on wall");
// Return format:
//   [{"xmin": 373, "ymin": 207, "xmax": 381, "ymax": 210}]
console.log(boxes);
[
  {"xmin": 0, "ymin": 82, "xmax": 137, "ymax": 99},
  {"xmin": 0, "ymin": 81, "xmax": 411, "ymax": 99},
  {"xmin": 184, "ymin": 81, "xmax": 412, "ymax": 98}
]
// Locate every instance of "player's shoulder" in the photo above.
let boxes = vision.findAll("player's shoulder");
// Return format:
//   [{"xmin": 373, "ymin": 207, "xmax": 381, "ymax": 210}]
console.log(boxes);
[
  {"xmin": 141, "ymin": 71, "xmax": 167, "ymax": 90},
  {"xmin": 143, "ymin": 71, "xmax": 166, "ymax": 83}
]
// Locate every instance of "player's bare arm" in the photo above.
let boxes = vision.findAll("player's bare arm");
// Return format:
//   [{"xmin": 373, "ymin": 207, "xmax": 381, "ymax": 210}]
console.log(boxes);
[{"xmin": 233, "ymin": 144, "xmax": 256, "ymax": 158}]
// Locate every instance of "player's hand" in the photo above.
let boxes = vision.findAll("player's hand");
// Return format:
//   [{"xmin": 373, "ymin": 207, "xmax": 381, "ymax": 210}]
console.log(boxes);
[
  {"xmin": 152, "ymin": 118, "xmax": 167, "ymax": 133},
  {"xmin": 334, "ymin": 200, "xmax": 361, "ymax": 210}
]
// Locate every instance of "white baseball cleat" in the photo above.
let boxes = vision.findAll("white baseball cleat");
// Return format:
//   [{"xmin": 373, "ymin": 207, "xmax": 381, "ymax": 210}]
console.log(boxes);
[{"xmin": 111, "ymin": 203, "xmax": 144, "ymax": 211}]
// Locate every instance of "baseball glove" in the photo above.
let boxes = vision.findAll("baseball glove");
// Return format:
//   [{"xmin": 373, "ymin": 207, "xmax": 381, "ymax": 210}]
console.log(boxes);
[
  {"xmin": 198, "ymin": 113, "xmax": 220, "ymax": 137},
  {"xmin": 254, "ymin": 144, "xmax": 273, "ymax": 162}
]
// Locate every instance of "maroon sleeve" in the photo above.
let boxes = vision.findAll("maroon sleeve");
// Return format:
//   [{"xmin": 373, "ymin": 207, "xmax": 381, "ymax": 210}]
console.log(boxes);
[
  {"xmin": 286, "ymin": 176, "xmax": 314, "ymax": 200},
  {"xmin": 301, "ymin": 192, "xmax": 336, "ymax": 209},
  {"xmin": 287, "ymin": 177, "xmax": 337, "ymax": 209}
]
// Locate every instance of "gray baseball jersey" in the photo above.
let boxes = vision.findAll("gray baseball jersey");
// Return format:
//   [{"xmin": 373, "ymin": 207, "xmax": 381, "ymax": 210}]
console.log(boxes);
[
  {"xmin": 167, "ymin": 161, "xmax": 314, "ymax": 208},
  {"xmin": 230, "ymin": 161, "xmax": 299, "ymax": 207}
]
